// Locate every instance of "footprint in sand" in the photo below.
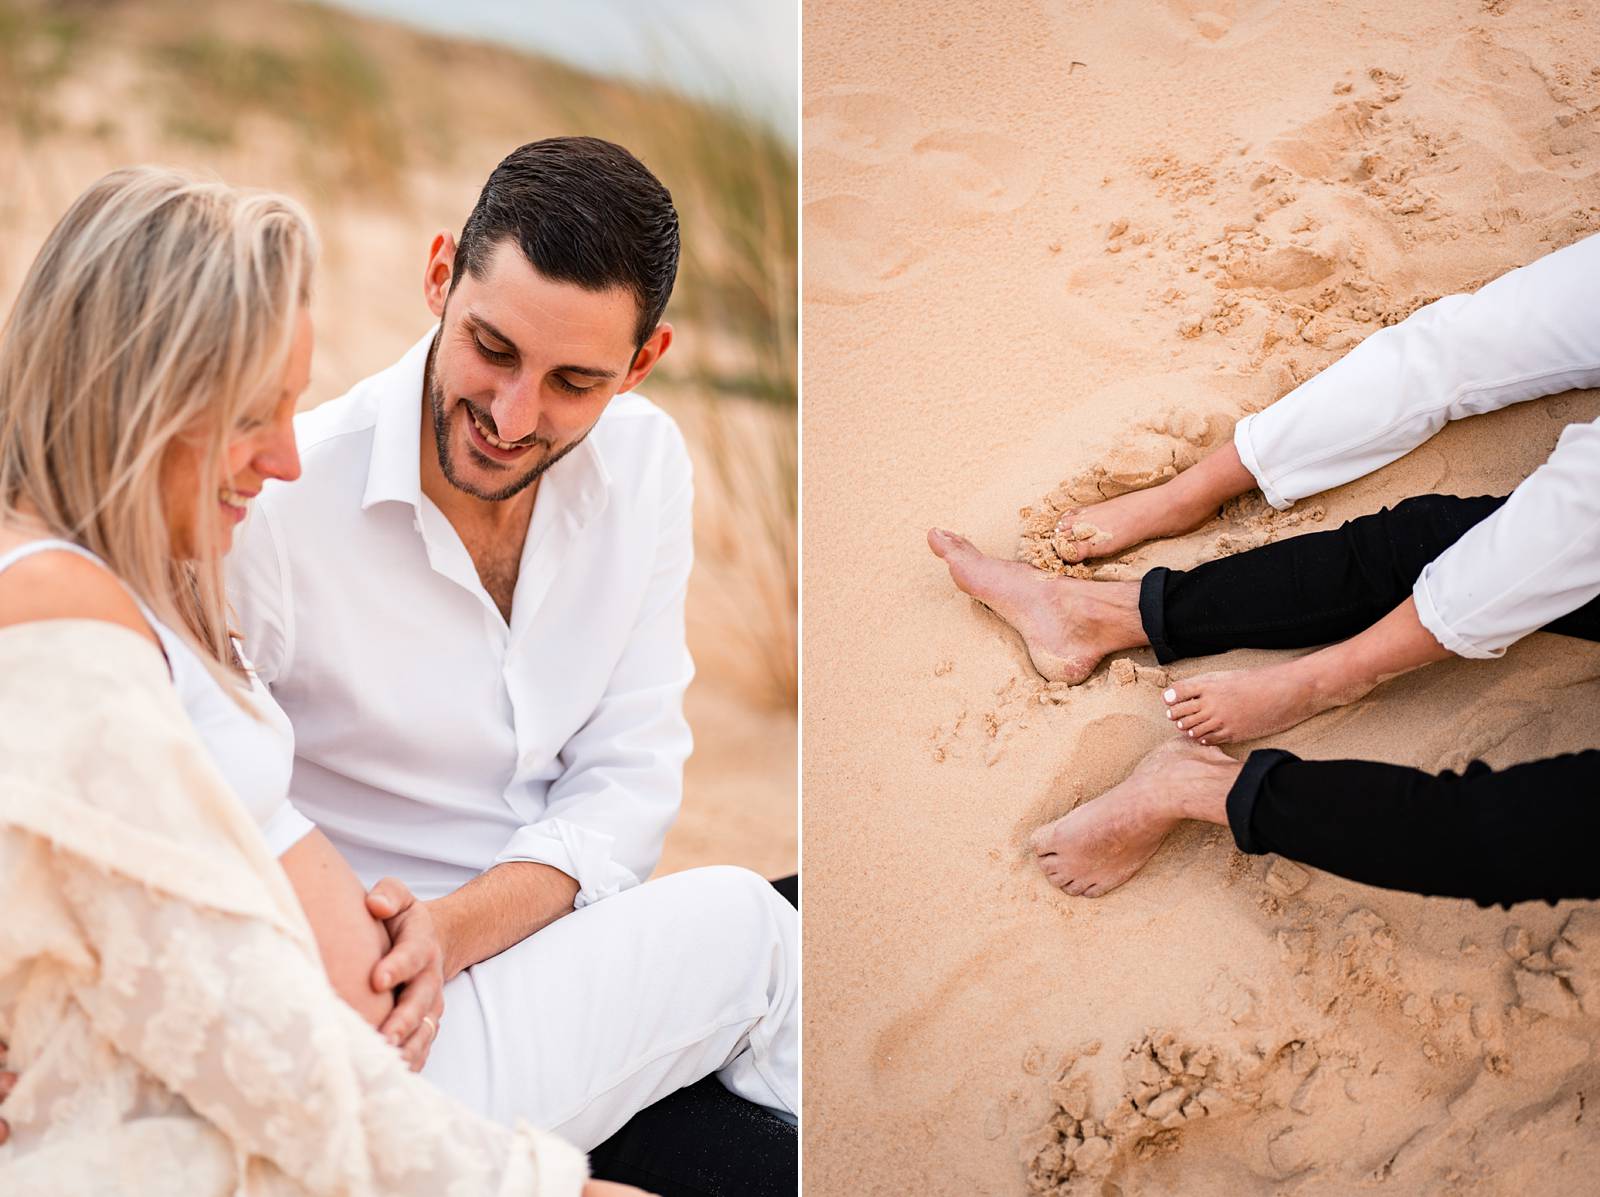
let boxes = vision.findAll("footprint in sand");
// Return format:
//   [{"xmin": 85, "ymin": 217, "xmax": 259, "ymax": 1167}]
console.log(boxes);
[
  {"xmin": 910, "ymin": 129, "xmax": 1043, "ymax": 218},
  {"xmin": 803, "ymin": 87, "xmax": 919, "ymax": 164},
  {"xmin": 803, "ymin": 193, "xmax": 927, "ymax": 306},
  {"xmin": 1164, "ymin": 0, "xmax": 1277, "ymax": 42}
]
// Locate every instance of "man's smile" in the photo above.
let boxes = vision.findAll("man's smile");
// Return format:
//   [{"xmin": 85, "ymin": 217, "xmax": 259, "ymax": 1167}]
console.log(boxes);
[{"xmin": 462, "ymin": 402, "xmax": 543, "ymax": 464}]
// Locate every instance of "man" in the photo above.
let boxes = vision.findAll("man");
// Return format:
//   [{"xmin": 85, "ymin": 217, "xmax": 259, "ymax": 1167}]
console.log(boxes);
[
  {"xmin": 0, "ymin": 138, "xmax": 798, "ymax": 1191},
  {"xmin": 930, "ymin": 229, "xmax": 1600, "ymax": 908},
  {"xmin": 233, "ymin": 137, "xmax": 798, "ymax": 1184}
]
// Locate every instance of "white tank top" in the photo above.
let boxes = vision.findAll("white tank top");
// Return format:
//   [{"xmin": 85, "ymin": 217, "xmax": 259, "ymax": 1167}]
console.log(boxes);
[{"xmin": 0, "ymin": 539, "xmax": 313, "ymax": 855}]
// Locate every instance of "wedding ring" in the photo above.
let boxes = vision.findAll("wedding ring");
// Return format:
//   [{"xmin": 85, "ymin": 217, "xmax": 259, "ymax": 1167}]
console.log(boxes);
[{"xmin": 421, "ymin": 1015, "xmax": 438, "ymax": 1037}]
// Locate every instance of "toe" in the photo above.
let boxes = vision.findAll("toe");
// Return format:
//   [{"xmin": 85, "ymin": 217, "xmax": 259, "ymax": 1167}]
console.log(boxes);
[
  {"xmin": 1167, "ymin": 697, "xmax": 1203, "ymax": 722},
  {"xmin": 1189, "ymin": 715, "xmax": 1222, "ymax": 740},
  {"xmin": 927, "ymin": 527, "xmax": 971, "ymax": 558},
  {"xmin": 1165, "ymin": 679, "xmax": 1204, "ymax": 705},
  {"xmin": 1064, "ymin": 879, "xmax": 1089, "ymax": 897}
]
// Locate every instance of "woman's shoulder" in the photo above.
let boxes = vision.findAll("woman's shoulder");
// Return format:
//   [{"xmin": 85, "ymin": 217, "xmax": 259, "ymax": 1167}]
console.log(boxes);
[{"xmin": 0, "ymin": 544, "xmax": 160, "ymax": 650}]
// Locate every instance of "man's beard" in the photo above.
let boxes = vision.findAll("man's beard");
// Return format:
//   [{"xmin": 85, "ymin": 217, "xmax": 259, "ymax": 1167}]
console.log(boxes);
[{"xmin": 425, "ymin": 344, "xmax": 590, "ymax": 503}]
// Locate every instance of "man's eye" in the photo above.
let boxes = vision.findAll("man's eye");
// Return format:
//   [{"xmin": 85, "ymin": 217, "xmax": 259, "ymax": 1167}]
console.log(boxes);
[
  {"xmin": 552, "ymin": 376, "xmax": 596, "ymax": 396},
  {"xmin": 474, "ymin": 337, "xmax": 513, "ymax": 364}
]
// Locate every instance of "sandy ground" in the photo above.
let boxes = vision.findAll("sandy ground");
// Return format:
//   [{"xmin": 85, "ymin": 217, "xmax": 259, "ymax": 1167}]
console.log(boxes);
[
  {"xmin": 803, "ymin": 2, "xmax": 1600, "ymax": 1193},
  {"xmin": 0, "ymin": 5, "xmax": 795, "ymax": 881}
]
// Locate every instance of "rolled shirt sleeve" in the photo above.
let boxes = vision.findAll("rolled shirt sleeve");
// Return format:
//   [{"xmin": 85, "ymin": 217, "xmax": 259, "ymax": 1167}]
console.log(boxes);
[
  {"xmin": 492, "ymin": 436, "xmax": 696, "ymax": 908},
  {"xmin": 1234, "ymin": 230, "xmax": 1600, "ymax": 509}
]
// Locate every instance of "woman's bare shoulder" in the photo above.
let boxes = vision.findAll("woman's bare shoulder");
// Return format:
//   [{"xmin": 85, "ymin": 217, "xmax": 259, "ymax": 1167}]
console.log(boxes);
[{"xmin": 0, "ymin": 548, "xmax": 161, "ymax": 649}]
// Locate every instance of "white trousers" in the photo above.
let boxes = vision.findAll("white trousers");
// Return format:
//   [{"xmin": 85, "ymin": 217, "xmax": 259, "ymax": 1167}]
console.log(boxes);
[
  {"xmin": 1233, "ymin": 231, "xmax": 1600, "ymax": 658},
  {"xmin": 419, "ymin": 865, "xmax": 799, "ymax": 1152}
]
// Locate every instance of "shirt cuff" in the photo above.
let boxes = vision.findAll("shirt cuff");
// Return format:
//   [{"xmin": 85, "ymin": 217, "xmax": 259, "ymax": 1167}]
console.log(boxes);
[
  {"xmin": 492, "ymin": 819, "xmax": 639, "ymax": 909},
  {"xmin": 506, "ymin": 1122, "xmax": 588, "ymax": 1197},
  {"xmin": 1412, "ymin": 566, "xmax": 1504, "ymax": 660},
  {"xmin": 1233, "ymin": 413, "xmax": 1294, "ymax": 511},
  {"xmin": 262, "ymin": 802, "xmax": 316, "ymax": 857}
]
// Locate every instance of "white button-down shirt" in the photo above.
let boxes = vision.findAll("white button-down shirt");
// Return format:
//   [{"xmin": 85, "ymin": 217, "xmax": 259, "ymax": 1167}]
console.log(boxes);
[{"xmin": 228, "ymin": 329, "xmax": 694, "ymax": 905}]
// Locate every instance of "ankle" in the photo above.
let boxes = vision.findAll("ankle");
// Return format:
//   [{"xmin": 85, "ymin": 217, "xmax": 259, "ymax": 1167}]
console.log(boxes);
[
  {"xmin": 1079, "ymin": 581, "xmax": 1148, "ymax": 650},
  {"xmin": 1175, "ymin": 757, "xmax": 1240, "ymax": 824},
  {"xmin": 1296, "ymin": 646, "xmax": 1372, "ymax": 708}
]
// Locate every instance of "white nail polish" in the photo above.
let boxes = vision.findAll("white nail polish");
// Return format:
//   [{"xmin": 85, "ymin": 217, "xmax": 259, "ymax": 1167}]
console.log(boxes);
[
  {"xmin": 1163, "ymin": 688, "xmax": 1177, "ymax": 703},
  {"xmin": 1187, "ymin": 729, "xmax": 1194, "ymax": 738},
  {"xmin": 1165, "ymin": 709, "xmax": 1172, "ymax": 719}
]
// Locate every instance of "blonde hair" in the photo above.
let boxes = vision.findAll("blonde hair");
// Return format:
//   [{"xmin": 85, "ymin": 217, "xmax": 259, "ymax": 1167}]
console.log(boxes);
[{"xmin": 0, "ymin": 165, "xmax": 317, "ymax": 696}]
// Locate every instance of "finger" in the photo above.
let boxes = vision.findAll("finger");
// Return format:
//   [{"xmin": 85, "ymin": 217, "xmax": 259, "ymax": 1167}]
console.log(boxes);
[
  {"xmin": 372, "ymin": 936, "xmax": 433, "ymax": 992},
  {"xmin": 364, "ymin": 877, "xmax": 413, "ymax": 920},
  {"xmin": 380, "ymin": 974, "xmax": 442, "ymax": 1045},
  {"xmin": 399, "ymin": 1019, "xmax": 435, "ymax": 1072}
]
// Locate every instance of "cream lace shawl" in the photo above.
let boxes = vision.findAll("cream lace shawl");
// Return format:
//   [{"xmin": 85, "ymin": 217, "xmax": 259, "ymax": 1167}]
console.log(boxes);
[{"xmin": 0, "ymin": 621, "xmax": 587, "ymax": 1196}]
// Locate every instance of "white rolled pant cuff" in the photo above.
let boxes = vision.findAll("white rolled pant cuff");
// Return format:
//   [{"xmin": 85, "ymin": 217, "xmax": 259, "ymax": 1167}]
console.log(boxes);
[{"xmin": 1233, "ymin": 231, "xmax": 1600, "ymax": 510}]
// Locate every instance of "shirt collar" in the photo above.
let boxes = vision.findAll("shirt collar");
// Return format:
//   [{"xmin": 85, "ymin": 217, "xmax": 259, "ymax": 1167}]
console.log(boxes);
[
  {"xmin": 361, "ymin": 327, "xmax": 434, "ymax": 513},
  {"xmin": 360, "ymin": 324, "xmax": 613, "ymax": 530}
]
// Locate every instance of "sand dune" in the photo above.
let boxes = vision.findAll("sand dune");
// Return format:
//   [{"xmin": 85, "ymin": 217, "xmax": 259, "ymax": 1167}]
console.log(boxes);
[{"xmin": 803, "ymin": 1, "xmax": 1600, "ymax": 1191}]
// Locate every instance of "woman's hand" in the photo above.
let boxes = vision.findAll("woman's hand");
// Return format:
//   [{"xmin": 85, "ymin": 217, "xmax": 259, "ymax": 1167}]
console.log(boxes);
[{"xmin": 366, "ymin": 877, "xmax": 447, "ymax": 1071}]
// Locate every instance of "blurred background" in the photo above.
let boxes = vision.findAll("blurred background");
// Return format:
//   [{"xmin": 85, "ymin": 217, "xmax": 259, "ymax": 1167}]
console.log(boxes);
[{"xmin": 0, "ymin": 0, "xmax": 797, "ymax": 877}]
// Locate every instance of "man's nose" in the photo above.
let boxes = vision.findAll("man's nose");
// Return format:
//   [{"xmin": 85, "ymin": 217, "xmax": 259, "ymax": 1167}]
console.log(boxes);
[{"xmin": 490, "ymin": 378, "xmax": 543, "ymax": 444}]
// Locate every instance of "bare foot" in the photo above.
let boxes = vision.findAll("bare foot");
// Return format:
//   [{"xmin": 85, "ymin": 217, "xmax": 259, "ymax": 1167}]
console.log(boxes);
[
  {"xmin": 1162, "ymin": 655, "xmax": 1366, "ymax": 745},
  {"xmin": 927, "ymin": 528, "xmax": 1145, "ymax": 684},
  {"xmin": 1053, "ymin": 441, "xmax": 1257, "ymax": 564},
  {"xmin": 1031, "ymin": 739, "xmax": 1240, "ymax": 897},
  {"xmin": 1054, "ymin": 484, "xmax": 1213, "ymax": 564}
]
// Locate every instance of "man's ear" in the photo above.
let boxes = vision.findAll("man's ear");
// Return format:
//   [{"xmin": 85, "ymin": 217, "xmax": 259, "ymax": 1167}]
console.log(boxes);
[
  {"xmin": 619, "ymin": 323, "xmax": 673, "ymax": 394},
  {"xmin": 424, "ymin": 232, "xmax": 458, "ymax": 319}
]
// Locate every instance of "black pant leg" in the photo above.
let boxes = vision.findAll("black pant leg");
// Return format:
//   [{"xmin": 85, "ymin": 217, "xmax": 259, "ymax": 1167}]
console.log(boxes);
[
  {"xmin": 588, "ymin": 1075, "xmax": 797, "ymax": 1197},
  {"xmin": 1140, "ymin": 494, "xmax": 1509, "ymax": 663},
  {"xmin": 770, "ymin": 873, "xmax": 798, "ymax": 908},
  {"xmin": 1226, "ymin": 747, "xmax": 1600, "ymax": 908}
]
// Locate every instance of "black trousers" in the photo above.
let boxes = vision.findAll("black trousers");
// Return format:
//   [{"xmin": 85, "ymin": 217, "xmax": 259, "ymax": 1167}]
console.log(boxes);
[
  {"xmin": 1138, "ymin": 495, "xmax": 1600, "ymax": 908},
  {"xmin": 587, "ymin": 875, "xmax": 799, "ymax": 1196}
]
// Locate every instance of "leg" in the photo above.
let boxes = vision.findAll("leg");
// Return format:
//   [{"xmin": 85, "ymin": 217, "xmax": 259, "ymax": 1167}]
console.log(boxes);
[
  {"xmin": 1052, "ymin": 440, "xmax": 1258, "ymax": 563},
  {"xmin": 1031, "ymin": 739, "xmax": 1240, "ymax": 898},
  {"xmin": 1228, "ymin": 748, "xmax": 1600, "ymax": 908},
  {"xmin": 587, "ymin": 1075, "xmax": 796, "ymax": 1197},
  {"xmin": 1161, "ymin": 488, "xmax": 1600, "ymax": 742},
  {"xmin": 1143, "ymin": 493, "xmax": 1511, "ymax": 662},
  {"xmin": 422, "ymin": 866, "xmax": 798, "ymax": 1152}
]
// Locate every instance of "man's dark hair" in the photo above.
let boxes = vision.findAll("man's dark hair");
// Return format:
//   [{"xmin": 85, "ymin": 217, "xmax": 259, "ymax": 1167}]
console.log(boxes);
[{"xmin": 453, "ymin": 136, "xmax": 680, "ymax": 350}]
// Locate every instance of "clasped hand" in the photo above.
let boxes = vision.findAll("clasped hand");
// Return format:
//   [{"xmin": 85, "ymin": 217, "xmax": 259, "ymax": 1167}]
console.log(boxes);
[{"xmin": 365, "ymin": 877, "xmax": 448, "ymax": 1072}]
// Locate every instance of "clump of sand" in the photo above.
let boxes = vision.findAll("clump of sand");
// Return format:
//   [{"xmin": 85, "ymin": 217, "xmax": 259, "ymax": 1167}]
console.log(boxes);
[{"xmin": 804, "ymin": 0, "xmax": 1600, "ymax": 1192}]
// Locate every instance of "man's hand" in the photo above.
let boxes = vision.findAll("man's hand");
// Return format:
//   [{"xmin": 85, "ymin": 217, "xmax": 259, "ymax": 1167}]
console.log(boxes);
[
  {"xmin": 365, "ymin": 878, "xmax": 447, "ymax": 1072},
  {"xmin": 0, "ymin": 1039, "xmax": 14, "ymax": 1145}
]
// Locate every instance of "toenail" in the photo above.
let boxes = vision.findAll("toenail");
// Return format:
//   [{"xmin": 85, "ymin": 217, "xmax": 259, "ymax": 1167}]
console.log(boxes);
[
  {"xmin": 1165, "ymin": 709, "xmax": 1172, "ymax": 719},
  {"xmin": 1187, "ymin": 729, "xmax": 1195, "ymax": 738},
  {"xmin": 1163, "ymin": 689, "xmax": 1177, "ymax": 703}
]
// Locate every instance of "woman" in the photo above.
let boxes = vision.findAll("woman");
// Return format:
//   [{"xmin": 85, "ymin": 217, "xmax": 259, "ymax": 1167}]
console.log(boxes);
[{"xmin": 0, "ymin": 165, "xmax": 639, "ymax": 1195}]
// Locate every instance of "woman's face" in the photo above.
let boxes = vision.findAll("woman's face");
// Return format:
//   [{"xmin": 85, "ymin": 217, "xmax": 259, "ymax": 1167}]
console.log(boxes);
[{"xmin": 161, "ymin": 307, "xmax": 312, "ymax": 559}]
